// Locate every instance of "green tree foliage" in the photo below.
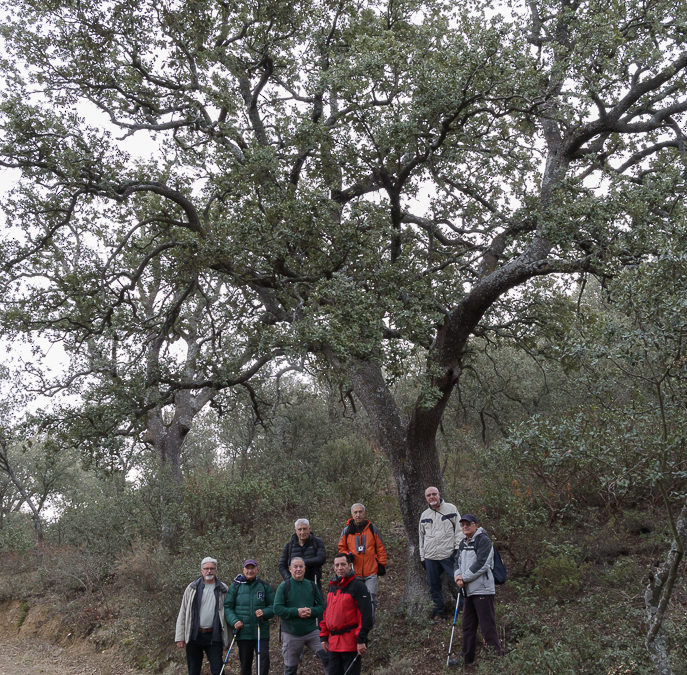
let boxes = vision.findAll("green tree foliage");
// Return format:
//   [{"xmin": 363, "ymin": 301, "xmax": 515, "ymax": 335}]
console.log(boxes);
[
  {"xmin": 1, "ymin": 0, "xmax": 686, "ymax": 605},
  {"xmin": 475, "ymin": 222, "xmax": 687, "ymax": 672},
  {"xmin": 0, "ymin": 425, "xmax": 85, "ymax": 546}
]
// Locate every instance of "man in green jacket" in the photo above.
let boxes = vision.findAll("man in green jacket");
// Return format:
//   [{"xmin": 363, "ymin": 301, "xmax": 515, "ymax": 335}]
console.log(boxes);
[
  {"xmin": 273, "ymin": 557, "xmax": 327, "ymax": 675},
  {"xmin": 224, "ymin": 559, "xmax": 275, "ymax": 675}
]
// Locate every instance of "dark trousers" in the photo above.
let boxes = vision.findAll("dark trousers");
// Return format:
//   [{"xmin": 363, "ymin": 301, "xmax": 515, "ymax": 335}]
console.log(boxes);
[
  {"xmin": 328, "ymin": 651, "xmax": 361, "ymax": 675},
  {"xmin": 425, "ymin": 557, "xmax": 455, "ymax": 613},
  {"xmin": 461, "ymin": 594, "xmax": 503, "ymax": 664},
  {"xmin": 238, "ymin": 638, "xmax": 270, "ymax": 675},
  {"xmin": 186, "ymin": 632, "xmax": 223, "ymax": 675}
]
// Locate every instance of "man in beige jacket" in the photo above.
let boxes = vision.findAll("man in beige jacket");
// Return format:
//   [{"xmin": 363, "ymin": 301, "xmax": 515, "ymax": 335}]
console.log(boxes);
[
  {"xmin": 175, "ymin": 556, "xmax": 230, "ymax": 675},
  {"xmin": 419, "ymin": 487, "xmax": 464, "ymax": 619}
]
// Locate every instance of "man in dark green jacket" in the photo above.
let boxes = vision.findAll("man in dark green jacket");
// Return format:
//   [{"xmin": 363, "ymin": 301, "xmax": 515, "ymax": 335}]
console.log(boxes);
[
  {"xmin": 273, "ymin": 557, "xmax": 327, "ymax": 675},
  {"xmin": 224, "ymin": 559, "xmax": 275, "ymax": 675}
]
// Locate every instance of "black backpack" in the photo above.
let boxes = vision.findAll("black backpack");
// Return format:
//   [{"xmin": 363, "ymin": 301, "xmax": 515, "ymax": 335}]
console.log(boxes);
[
  {"xmin": 492, "ymin": 547, "xmax": 507, "ymax": 585},
  {"xmin": 466, "ymin": 533, "xmax": 507, "ymax": 585}
]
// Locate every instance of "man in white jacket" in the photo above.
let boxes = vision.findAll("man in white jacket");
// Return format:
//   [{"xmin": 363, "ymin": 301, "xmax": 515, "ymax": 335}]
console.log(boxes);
[
  {"xmin": 175, "ymin": 556, "xmax": 230, "ymax": 675},
  {"xmin": 418, "ymin": 486, "xmax": 463, "ymax": 619}
]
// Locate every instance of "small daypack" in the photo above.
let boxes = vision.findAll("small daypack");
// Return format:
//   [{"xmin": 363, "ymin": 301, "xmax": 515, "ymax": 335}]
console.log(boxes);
[
  {"xmin": 467, "ymin": 533, "xmax": 507, "ymax": 585},
  {"xmin": 491, "ymin": 546, "xmax": 507, "ymax": 585}
]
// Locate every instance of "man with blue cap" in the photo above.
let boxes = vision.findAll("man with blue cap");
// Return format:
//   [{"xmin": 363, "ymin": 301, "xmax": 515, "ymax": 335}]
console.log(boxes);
[{"xmin": 450, "ymin": 514, "xmax": 504, "ymax": 668}]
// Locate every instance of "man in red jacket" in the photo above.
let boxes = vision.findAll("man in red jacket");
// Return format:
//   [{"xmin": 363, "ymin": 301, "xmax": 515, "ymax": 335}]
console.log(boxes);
[
  {"xmin": 320, "ymin": 553, "xmax": 374, "ymax": 675},
  {"xmin": 337, "ymin": 503, "xmax": 388, "ymax": 611}
]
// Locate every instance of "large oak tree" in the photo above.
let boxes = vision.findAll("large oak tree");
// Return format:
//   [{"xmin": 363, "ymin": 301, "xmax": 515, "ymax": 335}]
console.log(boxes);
[{"xmin": 1, "ymin": 0, "xmax": 686, "ymax": 615}]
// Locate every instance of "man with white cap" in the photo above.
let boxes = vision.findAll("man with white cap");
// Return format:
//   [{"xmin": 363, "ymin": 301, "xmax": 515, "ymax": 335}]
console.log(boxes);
[{"xmin": 175, "ymin": 556, "xmax": 230, "ymax": 675}]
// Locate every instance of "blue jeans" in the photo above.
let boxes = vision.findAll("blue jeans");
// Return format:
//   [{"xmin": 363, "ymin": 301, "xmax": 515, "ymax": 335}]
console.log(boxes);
[
  {"xmin": 186, "ymin": 632, "xmax": 223, "ymax": 675},
  {"xmin": 425, "ymin": 556, "xmax": 456, "ymax": 614}
]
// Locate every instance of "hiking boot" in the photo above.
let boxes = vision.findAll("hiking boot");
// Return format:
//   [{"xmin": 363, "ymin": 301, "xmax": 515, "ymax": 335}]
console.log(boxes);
[{"xmin": 448, "ymin": 656, "xmax": 475, "ymax": 669}]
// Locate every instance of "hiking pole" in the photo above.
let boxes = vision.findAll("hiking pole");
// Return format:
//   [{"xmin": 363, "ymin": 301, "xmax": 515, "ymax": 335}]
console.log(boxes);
[
  {"xmin": 343, "ymin": 654, "xmax": 360, "ymax": 675},
  {"xmin": 446, "ymin": 588, "xmax": 463, "ymax": 667},
  {"xmin": 257, "ymin": 620, "xmax": 261, "ymax": 675},
  {"xmin": 219, "ymin": 630, "xmax": 238, "ymax": 675},
  {"xmin": 315, "ymin": 574, "xmax": 320, "ymax": 627}
]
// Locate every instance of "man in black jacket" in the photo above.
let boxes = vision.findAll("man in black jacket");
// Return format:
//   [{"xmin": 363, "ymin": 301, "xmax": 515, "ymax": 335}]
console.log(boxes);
[{"xmin": 278, "ymin": 518, "xmax": 326, "ymax": 587}]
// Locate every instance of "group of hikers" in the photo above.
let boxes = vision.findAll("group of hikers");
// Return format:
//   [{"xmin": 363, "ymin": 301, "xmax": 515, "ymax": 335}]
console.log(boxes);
[{"xmin": 175, "ymin": 489, "xmax": 504, "ymax": 674}]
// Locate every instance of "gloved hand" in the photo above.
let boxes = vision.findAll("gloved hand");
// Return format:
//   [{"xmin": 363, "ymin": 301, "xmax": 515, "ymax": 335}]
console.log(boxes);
[
  {"xmin": 421, "ymin": 560, "xmax": 426, "ymax": 570},
  {"xmin": 377, "ymin": 564, "xmax": 386, "ymax": 576}
]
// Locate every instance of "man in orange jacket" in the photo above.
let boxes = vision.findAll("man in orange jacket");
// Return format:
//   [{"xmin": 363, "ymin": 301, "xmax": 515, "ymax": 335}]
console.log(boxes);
[{"xmin": 337, "ymin": 503, "xmax": 388, "ymax": 611}]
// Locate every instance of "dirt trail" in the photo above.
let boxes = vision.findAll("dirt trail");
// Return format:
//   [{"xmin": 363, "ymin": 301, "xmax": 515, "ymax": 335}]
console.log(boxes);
[
  {"xmin": 0, "ymin": 633, "xmax": 142, "ymax": 674},
  {"xmin": 0, "ymin": 600, "xmax": 150, "ymax": 675}
]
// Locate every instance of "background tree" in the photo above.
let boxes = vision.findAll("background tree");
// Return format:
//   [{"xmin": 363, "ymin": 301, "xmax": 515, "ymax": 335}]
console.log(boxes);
[
  {"xmin": 472, "ymin": 219, "xmax": 687, "ymax": 672},
  {"xmin": 0, "ymin": 199, "xmax": 281, "ymax": 545},
  {"xmin": 0, "ymin": 424, "xmax": 85, "ymax": 545}
]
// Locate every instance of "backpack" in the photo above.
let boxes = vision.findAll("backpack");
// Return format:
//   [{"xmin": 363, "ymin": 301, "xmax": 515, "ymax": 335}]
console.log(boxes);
[
  {"xmin": 463, "ymin": 533, "xmax": 507, "ymax": 585},
  {"xmin": 492, "ymin": 547, "xmax": 507, "ymax": 585}
]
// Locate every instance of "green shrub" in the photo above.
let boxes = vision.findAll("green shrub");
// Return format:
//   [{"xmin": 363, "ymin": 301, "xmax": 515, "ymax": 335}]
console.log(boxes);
[
  {"xmin": 601, "ymin": 556, "xmax": 643, "ymax": 587},
  {"xmin": 0, "ymin": 514, "xmax": 35, "ymax": 553},
  {"xmin": 17, "ymin": 601, "xmax": 29, "ymax": 627},
  {"xmin": 317, "ymin": 435, "xmax": 389, "ymax": 502},
  {"xmin": 183, "ymin": 469, "xmax": 313, "ymax": 535},
  {"xmin": 52, "ymin": 481, "xmax": 151, "ymax": 554},
  {"xmin": 502, "ymin": 630, "xmax": 578, "ymax": 674},
  {"xmin": 532, "ymin": 543, "xmax": 588, "ymax": 599}
]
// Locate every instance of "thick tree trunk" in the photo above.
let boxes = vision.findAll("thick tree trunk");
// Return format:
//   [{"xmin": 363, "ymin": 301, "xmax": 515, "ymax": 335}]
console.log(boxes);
[
  {"xmin": 146, "ymin": 411, "xmax": 187, "ymax": 550},
  {"xmin": 348, "ymin": 358, "xmax": 450, "ymax": 610},
  {"xmin": 645, "ymin": 502, "xmax": 687, "ymax": 675}
]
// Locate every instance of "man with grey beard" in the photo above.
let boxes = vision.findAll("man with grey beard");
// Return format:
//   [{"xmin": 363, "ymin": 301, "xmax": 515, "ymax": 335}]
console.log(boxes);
[{"xmin": 175, "ymin": 556, "xmax": 230, "ymax": 675}]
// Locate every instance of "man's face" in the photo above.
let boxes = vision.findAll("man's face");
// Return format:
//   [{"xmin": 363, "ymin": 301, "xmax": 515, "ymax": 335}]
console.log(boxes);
[
  {"xmin": 351, "ymin": 506, "xmax": 365, "ymax": 525},
  {"xmin": 460, "ymin": 521, "xmax": 478, "ymax": 538},
  {"xmin": 333, "ymin": 556, "xmax": 352, "ymax": 578},
  {"xmin": 296, "ymin": 523, "xmax": 310, "ymax": 541},
  {"xmin": 243, "ymin": 564, "xmax": 257, "ymax": 580},
  {"xmin": 425, "ymin": 487, "xmax": 441, "ymax": 508},
  {"xmin": 201, "ymin": 562, "xmax": 217, "ymax": 583},
  {"xmin": 289, "ymin": 559, "xmax": 306, "ymax": 580}
]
